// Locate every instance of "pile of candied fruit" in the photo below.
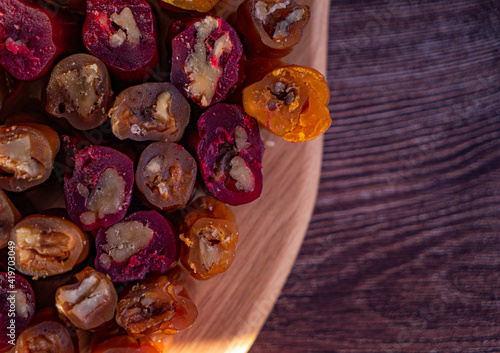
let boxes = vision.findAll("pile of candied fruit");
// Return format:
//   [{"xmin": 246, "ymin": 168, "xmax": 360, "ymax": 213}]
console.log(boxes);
[{"xmin": 0, "ymin": 0, "xmax": 331, "ymax": 351}]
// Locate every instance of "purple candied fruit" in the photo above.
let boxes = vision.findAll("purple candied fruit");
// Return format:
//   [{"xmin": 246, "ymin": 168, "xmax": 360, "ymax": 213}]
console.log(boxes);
[
  {"xmin": 94, "ymin": 210, "xmax": 178, "ymax": 282},
  {"xmin": 83, "ymin": 0, "xmax": 159, "ymax": 83},
  {"xmin": 194, "ymin": 103, "xmax": 264, "ymax": 206},
  {"xmin": 64, "ymin": 145, "xmax": 134, "ymax": 231},
  {"xmin": 0, "ymin": 273, "xmax": 35, "ymax": 352},
  {"xmin": 0, "ymin": 0, "xmax": 83, "ymax": 81},
  {"xmin": 171, "ymin": 15, "xmax": 245, "ymax": 108}
]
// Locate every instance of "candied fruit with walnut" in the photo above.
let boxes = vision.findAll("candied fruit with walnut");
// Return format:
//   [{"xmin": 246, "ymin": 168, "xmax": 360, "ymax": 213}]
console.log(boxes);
[
  {"xmin": 243, "ymin": 65, "xmax": 331, "ymax": 142},
  {"xmin": 0, "ymin": 123, "xmax": 60, "ymax": 192},
  {"xmin": 115, "ymin": 275, "xmax": 197, "ymax": 336},
  {"xmin": 191, "ymin": 103, "xmax": 264, "ymax": 205},
  {"xmin": 64, "ymin": 145, "xmax": 134, "ymax": 231},
  {"xmin": 55, "ymin": 266, "xmax": 118, "ymax": 331},
  {"xmin": 180, "ymin": 196, "xmax": 239, "ymax": 280},
  {"xmin": 95, "ymin": 211, "xmax": 178, "ymax": 282},
  {"xmin": 136, "ymin": 142, "xmax": 197, "ymax": 211},
  {"xmin": 237, "ymin": 0, "xmax": 310, "ymax": 57},
  {"xmin": 0, "ymin": 0, "xmax": 83, "ymax": 81},
  {"xmin": 83, "ymin": 0, "xmax": 159, "ymax": 82},
  {"xmin": 14, "ymin": 308, "xmax": 78, "ymax": 353},
  {"xmin": 46, "ymin": 54, "xmax": 113, "ymax": 130},
  {"xmin": 109, "ymin": 83, "xmax": 190, "ymax": 142},
  {"xmin": 171, "ymin": 16, "xmax": 245, "ymax": 107},
  {"xmin": 11, "ymin": 214, "xmax": 90, "ymax": 278}
]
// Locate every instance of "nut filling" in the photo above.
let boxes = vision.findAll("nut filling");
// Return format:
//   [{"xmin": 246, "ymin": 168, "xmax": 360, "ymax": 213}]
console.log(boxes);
[
  {"xmin": 145, "ymin": 156, "xmax": 182, "ymax": 200},
  {"xmin": 215, "ymin": 126, "xmax": 255, "ymax": 192},
  {"xmin": 267, "ymin": 80, "xmax": 298, "ymax": 111},
  {"xmin": 255, "ymin": 0, "xmax": 305, "ymax": 39},
  {"xmin": 116, "ymin": 276, "xmax": 197, "ymax": 335},
  {"xmin": 55, "ymin": 267, "xmax": 118, "ymax": 330},
  {"xmin": 16, "ymin": 227, "xmax": 72, "ymax": 264},
  {"xmin": 56, "ymin": 64, "xmax": 103, "ymax": 118},
  {"xmin": 14, "ymin": 291, "xmax": 30, "ymax": 319},
  {"xmin": 196, "ymin": 226, "xmax": 229, "ymax": 271},
  {"xmin": 99, "ymin": 221, "xmax": 154, "ymax": 267},
  {"xmin": 17, "ymin": 321, "xmax": 75, "ymax": 353},
  {"xmin": 184, "ymin": 17, "xmax": 234, "ymax": 107},
  {"xmin": 118, "ymin": 284, "xmax": 176, "ymax": 333},
  {"xmin": 125, "ymin": 91, "xmax": 178, "ymax": 137},
  {"xmin": 80, "ymin": 168, "xmax": 126, "ymax": 225},
  {"xmin": 26, "ymin": 330, "xmax": 66, "ymax": 352},
  {"xmin": 109, "ymin": 7, "xmax": 141, "ymax": 48},
  {"xmin": 0, "ymin": 134, "xmax": 43, "ymax": 179}
]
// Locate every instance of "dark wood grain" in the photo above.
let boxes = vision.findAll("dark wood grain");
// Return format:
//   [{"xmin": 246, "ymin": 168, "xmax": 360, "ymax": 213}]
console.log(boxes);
[{"xmin": 250, "ymin": 0, "xmax": 500, "ymax": 352}]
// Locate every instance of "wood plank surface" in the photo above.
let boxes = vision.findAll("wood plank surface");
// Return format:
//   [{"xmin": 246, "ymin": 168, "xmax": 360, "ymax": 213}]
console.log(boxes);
[{"xmin": 250, "ymin": 0, "xmax": 500, "ymax": 352}]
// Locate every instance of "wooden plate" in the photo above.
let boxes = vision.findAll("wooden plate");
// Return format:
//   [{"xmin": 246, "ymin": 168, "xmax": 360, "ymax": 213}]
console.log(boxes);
[{"xmin": 164, "ymin": 1, "xmax": 329, "ymax": 352}]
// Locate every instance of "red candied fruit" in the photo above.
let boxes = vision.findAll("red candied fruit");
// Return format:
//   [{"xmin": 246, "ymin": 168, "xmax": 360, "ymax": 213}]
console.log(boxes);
[{"xmin": 64, "ymin": 145, "xmax": 134, "ymax": 231}]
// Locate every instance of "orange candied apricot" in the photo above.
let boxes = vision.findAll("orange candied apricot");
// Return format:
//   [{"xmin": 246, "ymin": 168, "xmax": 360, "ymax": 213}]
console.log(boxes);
[
  {"xmin": 179, "ymin": 196, "xmax": 239, "ymax": 280},
  {"xmin": 242, "ymin": 65, "xmax": 331, "ymax": 142}
]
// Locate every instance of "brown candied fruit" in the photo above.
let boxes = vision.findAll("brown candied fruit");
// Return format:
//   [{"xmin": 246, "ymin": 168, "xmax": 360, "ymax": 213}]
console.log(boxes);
[
  {"xmin": 242, "ymin": 65, "xmax": 331, "ymax": 142},
  {"xmin": 115, "ymin": 275, "xmax": 197, "ymax": 336},
  {"xmin": 55, "ymin": 266, "xmax": 118, "ymax": 331},
  {"xmin": 45, "ymin": 54, "xmax": 113, "ymax": 130},
  {"xmin": 0, "ymin": 188, "xmax": 21, "ymax": 248},
  {"xmin": 14, "ymin": 308, "xmax": 77, "ymax": 353},
  {"xmin": 109, "ymin": 83, "xmax": 190, "ymax": 142},
  {"xmin": 158, "ymin": 0, "xmax": 220, "ymax": 13},
  {"xmin": 179, "ymin": 196, "xmax": 239, "ymax": 280},
  {"xmin": 136, "ymin": 142, "xmax": 197, "ymax": 211},
  {"xmin": 12, "ymin": 215, "xmax": 90, "ymax": 278},
  {"xmin": 237, "ymin": 0, "xmax": 310, "ymax": 57},
  {"xmin": 0, "ymin": 123, "xmax": 60, "ymax": 192}
]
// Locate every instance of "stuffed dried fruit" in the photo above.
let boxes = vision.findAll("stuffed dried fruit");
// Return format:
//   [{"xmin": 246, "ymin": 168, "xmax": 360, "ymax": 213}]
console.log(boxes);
[
  {"xmin": 237, "ymin": 0, "xmax": 310, "ymax": 57},
  {"xmin": 55, "ymin": 266, "xmax": 118, "ymax": 330},
  {"xmin": 171, "ymin": 16, "xmax": 245, "ymax": 107},
  {"xmin": 109, "ymin": 83, "xmax": 190, "ymax": 142},
  {"xmin": 0, "ymin": 122, "xmax": 60, "ymax": 192},
  {"xmin": 179, "ymin": 196, "xmax": 239, "ymax": 280},
  {"xmin": 14, "ymin": 308, "xmax": 78, "ymax": 353},
  {"xmin": 95, "ymin": 211, "xmax": 178, "ymax": 282},
  {"xmin": 64, "ymin": 145, "xmax": 134, "ymax": 231},
  {"xmin": 0, "ymin": 0, "xmax": 83, "ymax": 81},
  {"xmin": 136, "ymin": 142, "xmax": 197, "ymax": 211},
  {"xmin": 11, "ymin": 214, "xmax": 90, "ymax": 278},
  {"xmin": 115, "ymin": 275, "xmax": 197, "ymax": 336},
  {"xmin": 193, "ymin": 103, "xmax": 264, "ymax": 205},
  {"xmin": 83, "ymin": 0, "xmax": 159, "ymax": 82},
  {"xmin": 242, "ymin": 65, "xmax": 331, "ymax": 142},
  {"xmin": 46, "ymin": 54, "xmax": 113, "ymax": 130}
]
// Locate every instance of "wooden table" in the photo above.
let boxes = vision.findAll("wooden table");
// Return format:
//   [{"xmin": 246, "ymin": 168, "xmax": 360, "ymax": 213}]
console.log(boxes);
[{"xmin": 250, "ymin": 1, "xmax": 500, "ymax": 352}]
